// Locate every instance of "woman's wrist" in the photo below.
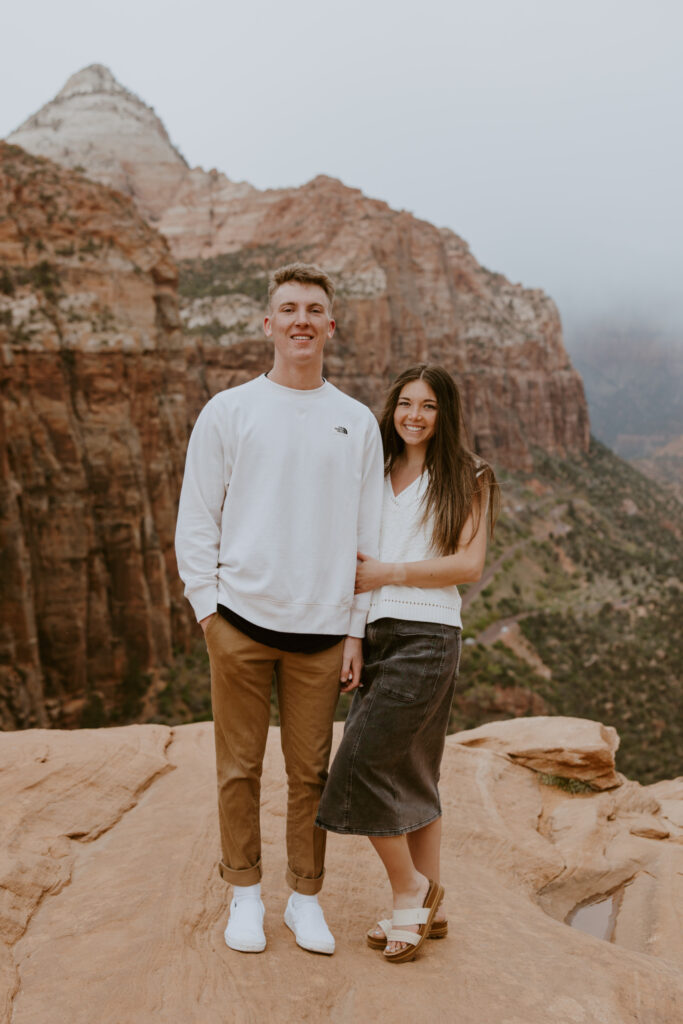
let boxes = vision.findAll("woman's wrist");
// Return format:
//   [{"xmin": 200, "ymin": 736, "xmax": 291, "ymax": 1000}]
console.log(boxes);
[{"xmin": 389, "ymin": 562, "xmax": 407, "ymax": 586}]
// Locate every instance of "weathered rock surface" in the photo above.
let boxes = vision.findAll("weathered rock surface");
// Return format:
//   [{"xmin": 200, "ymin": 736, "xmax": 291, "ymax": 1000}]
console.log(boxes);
[
  {"xmin": 1, "ymin": 717, "xmax": 681, "ymax": 1023},
  {"xmin": 0, "ymin": 142, "xmax": 193, "ymax": 729},
  {"xmin": 452, "ymin": 715, "xmax": 624, "ymax": 789},
  {"xmin": 7, "ymin": 65, "xmax": 590, "ymax": 471}
]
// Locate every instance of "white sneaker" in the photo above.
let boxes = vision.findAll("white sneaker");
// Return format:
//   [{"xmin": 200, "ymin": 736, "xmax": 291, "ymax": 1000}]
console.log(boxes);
[
  {"xmin": 284, "ymin": 893, "xmax": 335, "ymax": 955},
  {"xmin": 224, "ymin": 895, "xmax": 266, "ymax": 953}
]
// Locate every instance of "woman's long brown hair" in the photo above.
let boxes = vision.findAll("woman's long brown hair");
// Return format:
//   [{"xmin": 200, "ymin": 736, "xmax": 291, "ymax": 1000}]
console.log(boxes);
[{"xmin": 379, "ymin": 364, "xmax": 500, "ymax": 556}]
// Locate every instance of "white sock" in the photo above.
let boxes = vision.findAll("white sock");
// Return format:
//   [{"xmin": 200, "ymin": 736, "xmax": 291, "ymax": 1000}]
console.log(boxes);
[
  {"xmin": 233, "ymin": 883, "xmax": 261, "ymax": 901},
  {"xmin": 290, "ymin": 892, "xmax": 319, "ymax": 906}
]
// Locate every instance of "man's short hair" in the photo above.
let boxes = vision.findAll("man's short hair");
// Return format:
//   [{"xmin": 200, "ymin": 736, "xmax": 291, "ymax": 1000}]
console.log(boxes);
[{"xmin": 267, "ymin": 262, "xmax": 335, "ymax": 310}]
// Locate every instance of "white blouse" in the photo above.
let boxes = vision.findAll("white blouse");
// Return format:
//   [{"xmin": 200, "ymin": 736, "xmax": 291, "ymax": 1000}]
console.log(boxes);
[{"xmin": 367, "ymin": 473, "xmax": 464, "ymax": 628}]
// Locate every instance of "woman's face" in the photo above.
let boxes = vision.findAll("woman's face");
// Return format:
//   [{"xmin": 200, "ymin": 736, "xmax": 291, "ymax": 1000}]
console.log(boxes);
[{"xmin": 393, "ymin": 379, "xmax": 438, "ymax": 452}]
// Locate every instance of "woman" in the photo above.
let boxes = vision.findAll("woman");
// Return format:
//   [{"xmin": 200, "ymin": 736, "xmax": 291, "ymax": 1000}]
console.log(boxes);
[{"xmin": 316, "ymin": 364, "xmax": 498, "ymax": 963}]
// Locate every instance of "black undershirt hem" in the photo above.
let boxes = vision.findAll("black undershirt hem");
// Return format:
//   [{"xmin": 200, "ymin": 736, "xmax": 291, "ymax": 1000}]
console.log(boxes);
[{"xmin": 217, "ymin": 604, "xmax": 345, "ymax": 654}]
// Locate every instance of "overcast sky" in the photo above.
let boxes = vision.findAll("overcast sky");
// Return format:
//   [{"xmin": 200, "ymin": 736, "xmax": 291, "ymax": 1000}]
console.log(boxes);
[{"xmin": 2, "ymin": 0, "xmax": 682, "ymax": 342}]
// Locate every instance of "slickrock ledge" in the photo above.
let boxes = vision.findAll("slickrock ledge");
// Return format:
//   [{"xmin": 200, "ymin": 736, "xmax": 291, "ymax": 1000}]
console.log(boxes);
[
  {"xmin": 451, "ymin": 715, "xmax": 624, "ymax": 789},
  {"xmin": 1, "ymin": 717, "xmax": 682, "ymax": 1024}
]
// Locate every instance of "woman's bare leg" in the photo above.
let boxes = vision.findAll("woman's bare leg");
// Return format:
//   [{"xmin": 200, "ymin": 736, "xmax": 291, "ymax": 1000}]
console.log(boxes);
[
  {"xmin": 407, "ymin": 817, "xmax": 446, "ymax": 923},
  {"xmin": 368, "ymin": 818, "xmax": 446, "ymax": 947},
  {"xmin": 369, "ymin": 835, "xmax": 429, "ymax": 954},
  {"xmin": 406, "ymin": 816, "xmax": 441, "ymax": 880}
]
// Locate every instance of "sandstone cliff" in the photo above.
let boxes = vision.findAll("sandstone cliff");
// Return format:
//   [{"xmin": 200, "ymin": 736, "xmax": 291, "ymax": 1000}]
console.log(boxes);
[
  {"xmin": 174, "ymin": 175, "xmax": 590, "ymax": 469},
  {"xmin": 0, "ymin": 142, "xmax": 192, "ymax": 729},
  {"xmin": 8, "ymin": 65, "xmax": 590, "ymax": 470},
  {"xmin": 1, "ymin": 717, "xmax": 681, "ymax": 1023}
]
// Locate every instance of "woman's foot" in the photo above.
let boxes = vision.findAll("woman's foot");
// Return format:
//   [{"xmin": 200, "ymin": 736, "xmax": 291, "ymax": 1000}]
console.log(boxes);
[
  {"xmin": 382, "ymin": 878, "xmax": 445, "ymax": 962},
  {"xmin": 384, "ymin": 874, "xmax": 429, "ymax": 955},
  {"xmin": 368, "ymin": 896, "xmax": 447, "ymax": 946}
]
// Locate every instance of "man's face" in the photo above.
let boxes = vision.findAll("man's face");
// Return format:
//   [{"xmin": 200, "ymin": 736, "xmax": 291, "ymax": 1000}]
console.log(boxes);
[{"xmin": 264, "ymin": 282, "xmax": 335, "ymax": 370}]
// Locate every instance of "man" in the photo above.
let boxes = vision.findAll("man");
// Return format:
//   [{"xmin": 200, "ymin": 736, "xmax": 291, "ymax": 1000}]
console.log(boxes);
[{"xmin": 175, "ymin": 263, "xmax": 383, "ymax": 955}]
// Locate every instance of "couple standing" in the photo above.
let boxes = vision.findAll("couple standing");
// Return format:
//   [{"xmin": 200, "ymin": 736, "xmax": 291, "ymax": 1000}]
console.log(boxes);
[{"xmin": 175, "ymin": 263, "xmax": 497, "ymax": 963}]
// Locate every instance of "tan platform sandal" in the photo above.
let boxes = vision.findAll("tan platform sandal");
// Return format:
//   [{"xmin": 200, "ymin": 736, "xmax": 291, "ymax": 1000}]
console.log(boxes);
[
  {"xmin": 383, "ymin": 879, "xmax": 445, "ymax": 964},
  {"xmin": 366, "ymin": 915, "xmax": 448, "ymax": 949}
]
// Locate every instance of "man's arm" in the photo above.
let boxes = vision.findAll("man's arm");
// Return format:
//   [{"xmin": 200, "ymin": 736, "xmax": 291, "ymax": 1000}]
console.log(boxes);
[
  {"xmin": 339, "ymin": 637, "xmax": 363, "ymax": 693},
  {"xmin": 175, "ymin": 398, "xmax": 230, "ymax": 624},
  {"xmin": 340, "ymin": 414, "xmax": 384, "ymax": 691}
]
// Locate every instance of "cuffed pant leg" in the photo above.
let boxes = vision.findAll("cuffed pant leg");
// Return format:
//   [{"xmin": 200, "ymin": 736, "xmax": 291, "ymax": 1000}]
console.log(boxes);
[
  {"xmin": 206, "ymin": 616, "xmax": 275, "ymax": 885},
  {"xmin": 276, "ymin": 642, "xmax": 345, "ymax": 894},
  {"xmin": 219, "ymin": 858, "xmax": 263, "ymax": 887}
]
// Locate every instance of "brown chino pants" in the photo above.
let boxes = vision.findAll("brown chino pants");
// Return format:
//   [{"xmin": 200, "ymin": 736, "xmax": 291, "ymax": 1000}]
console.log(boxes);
[{"xmin": 205, "ymin": 613, "xmax": 344, "ymax": 894}]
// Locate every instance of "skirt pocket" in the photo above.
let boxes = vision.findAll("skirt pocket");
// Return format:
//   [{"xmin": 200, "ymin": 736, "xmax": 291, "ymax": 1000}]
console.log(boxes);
[{"xmin": 377, "ymin": 628, "xmax": 445, "ymax": 704}]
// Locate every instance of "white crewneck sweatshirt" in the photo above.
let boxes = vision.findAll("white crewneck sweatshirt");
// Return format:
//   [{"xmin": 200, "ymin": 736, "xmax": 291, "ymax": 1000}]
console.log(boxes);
[{"xmin": 175, "ymin": 374, "xmax": 384, "ymax": 637}]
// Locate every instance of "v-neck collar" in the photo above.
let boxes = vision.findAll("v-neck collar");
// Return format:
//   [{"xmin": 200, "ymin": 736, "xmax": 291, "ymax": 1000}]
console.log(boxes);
[{"xmin": 387, "ymin": 471, "xmax": 425, "ymax": 501}]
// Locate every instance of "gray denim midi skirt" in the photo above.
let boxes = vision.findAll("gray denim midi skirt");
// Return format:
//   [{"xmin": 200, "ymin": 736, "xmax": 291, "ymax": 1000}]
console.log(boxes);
[{"xmin": 316, "ymin": 617, "xmax": 462, "ymax": 837}]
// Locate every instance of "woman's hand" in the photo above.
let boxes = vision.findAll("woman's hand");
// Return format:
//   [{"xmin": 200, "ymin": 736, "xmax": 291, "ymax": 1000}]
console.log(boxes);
[{"xmin": 354, "ymin": 552, "xmax": 395, "ymax": 593}]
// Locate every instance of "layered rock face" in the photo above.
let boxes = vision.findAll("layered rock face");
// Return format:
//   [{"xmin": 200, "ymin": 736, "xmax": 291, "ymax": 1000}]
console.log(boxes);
[
  {"xmin": 174, "ymin": 176, "xmax": 590, "ymax": 468},
  {"xmin": 8, "ymin": 66, "xmax": 590, "ymax": 470},
  {"xmin": 7, "ymin": 65, "xmax": 193, "ymax": 223},
  {"xmin": 1, "ymin": 718, "xmax": 681, "ymax": 1023},
  {"xmin": 0, "ymin": 143, "xmax": 192, "ymax": 728}
]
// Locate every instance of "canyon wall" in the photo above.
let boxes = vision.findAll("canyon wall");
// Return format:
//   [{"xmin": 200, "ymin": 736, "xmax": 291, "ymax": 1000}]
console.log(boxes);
[
  {"xmin": 0, "ymin": 143, "xmax": 193, "ymax": 727},
  {"xmin": 173, "ymin": 175, "xmax": 590, "ymax": 467}
]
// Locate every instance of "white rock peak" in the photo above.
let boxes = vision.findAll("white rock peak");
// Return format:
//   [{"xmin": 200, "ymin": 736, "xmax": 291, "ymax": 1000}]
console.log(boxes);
[
  {"xmin": 55, "ymin": 63, "xmax": 130, "ymax": 100},
  {"xmin": 7, "ymin": 63, "xmax": 189, "ymax": 220}
]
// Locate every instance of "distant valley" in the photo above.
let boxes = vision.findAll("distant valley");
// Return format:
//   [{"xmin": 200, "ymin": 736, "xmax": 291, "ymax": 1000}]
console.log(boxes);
[{"xmin": 567, "ymin": 320, "xmax": 683, "ymax": 502}]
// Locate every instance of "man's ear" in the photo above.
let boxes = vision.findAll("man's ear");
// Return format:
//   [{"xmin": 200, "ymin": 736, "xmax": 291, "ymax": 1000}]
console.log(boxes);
[
  {"xmin": 263, "ymin": 315, "xmax": 272, "ymax": 337},
  {"xmin": 327, "ymin": 318, "xmax": 336, "ymax": 338}
]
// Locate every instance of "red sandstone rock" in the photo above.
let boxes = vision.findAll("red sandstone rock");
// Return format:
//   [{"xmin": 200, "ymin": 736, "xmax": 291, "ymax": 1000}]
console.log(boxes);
[
  {"xmin": 171, "ymin": 175, "xmax": 590, "ymax": 469},
  {"xmin": 1, "ymin": 719, "xmax": 681, "ymax": 1023},
  {"xmin": 0, "ymin": 143, "xmax": 192, "ymax": 728},
  {"xmin": 452, "ymin": 715, "xmax": 623, "ymax": 789}
]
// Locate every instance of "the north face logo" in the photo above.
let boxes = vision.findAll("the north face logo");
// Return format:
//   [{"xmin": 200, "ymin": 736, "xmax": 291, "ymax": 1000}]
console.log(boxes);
[{"xmin": 334, "ymin": 426, "xmax": 348, "ymax": 435}]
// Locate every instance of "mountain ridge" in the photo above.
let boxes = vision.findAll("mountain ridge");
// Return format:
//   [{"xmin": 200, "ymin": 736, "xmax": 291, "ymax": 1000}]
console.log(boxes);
[{"xmin": 5, "ymin": 64, "xmax": 589, "ymax": 471}]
